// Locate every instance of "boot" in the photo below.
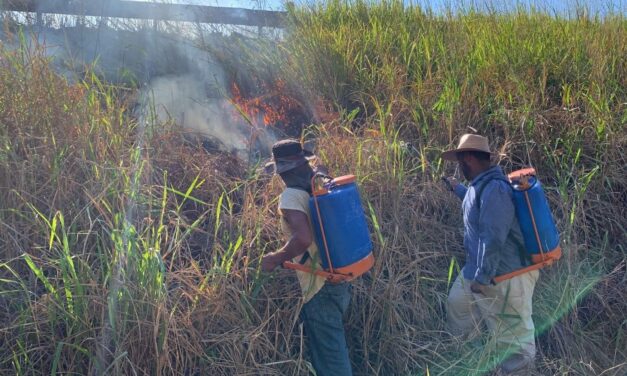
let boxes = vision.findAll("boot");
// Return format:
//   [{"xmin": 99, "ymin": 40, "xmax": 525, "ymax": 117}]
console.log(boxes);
[{"xmin": 496, "ymin": 353, "xmax": 535, "ymax": 375}]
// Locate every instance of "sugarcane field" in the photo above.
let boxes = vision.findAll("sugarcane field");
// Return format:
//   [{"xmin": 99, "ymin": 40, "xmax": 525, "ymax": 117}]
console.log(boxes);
[{"xmin": 0, "ymin": 1, "xmax": 625, "ymax": 375}]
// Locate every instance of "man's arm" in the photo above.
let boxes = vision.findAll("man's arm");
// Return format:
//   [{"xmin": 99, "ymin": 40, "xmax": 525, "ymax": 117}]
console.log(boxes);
[
  {"xmin": 473, "ymin": 181, "xmax": 516, "ymax": 285},
  {"xmin": 454, "ymin": 182, "xmax": 467, "ymax": 200},
  {"xmin": 444, "ymin": 176, "xmax": 467, "ymax": 200},
  {"xmin": 261, "ymin": 209, "xmax": 312, "ymax": 272}
]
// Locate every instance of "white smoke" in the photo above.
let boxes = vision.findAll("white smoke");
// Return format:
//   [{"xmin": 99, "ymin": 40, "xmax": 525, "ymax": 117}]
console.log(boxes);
[
  {"xmin": 1, "ymin": 5, "xmax": 285, "ymax": 159},
  {"xmin": 140, "ymin": 74, "xmax": 248, "ymax": 153}
]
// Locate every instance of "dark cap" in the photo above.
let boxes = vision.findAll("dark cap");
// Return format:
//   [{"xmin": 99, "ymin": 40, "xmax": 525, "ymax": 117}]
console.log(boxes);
[
  {"xmin": 272, "ymin": 139, "xmax": 314, "ymax": 159},
  {"xmin": 265, "ymin": 139, "xmax": 315, "ymax": 174}
]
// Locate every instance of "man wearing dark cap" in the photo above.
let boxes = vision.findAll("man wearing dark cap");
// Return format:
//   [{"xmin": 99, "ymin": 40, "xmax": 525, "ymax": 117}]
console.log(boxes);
[
  {"xmin": 261, "ymin": 139, "xmax": 353, "ymax": 376},
  {"xmin": 442, "ymin": 134, "xmax": 539, "ymax": 375}
]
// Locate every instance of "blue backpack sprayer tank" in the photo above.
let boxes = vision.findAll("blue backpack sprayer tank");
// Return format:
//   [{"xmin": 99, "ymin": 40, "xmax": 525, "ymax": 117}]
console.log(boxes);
[
  {"xmin": 283, "ymin": 175, "xmax": 374, "ymax": 283},
  {"xmin": 493, "ymin": 168, "xmax": 562, "ymax": 283}
]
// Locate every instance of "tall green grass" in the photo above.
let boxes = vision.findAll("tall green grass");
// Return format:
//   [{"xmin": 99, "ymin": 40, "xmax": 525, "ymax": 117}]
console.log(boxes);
[
  {"xmin": 285, "ymin": 1, "xmax": 625, "ymax": 201},
  {"xmin": 279, "ymin": 2, "xmax": 626, "ymax": 374},
  {"xmin": 1, "ymin": 2, "xmax": 626, "ymax": 375},
  {"xmin": 283, "ymin": 0, "xmax": 625, "ymax": 261}
]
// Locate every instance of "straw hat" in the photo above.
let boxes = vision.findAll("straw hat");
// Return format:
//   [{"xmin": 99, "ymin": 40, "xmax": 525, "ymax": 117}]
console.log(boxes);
[
  {"xmin": 264, "ymin": 139, "xmax": 316, "ymax": 174},
  {"xmin": 441, "ymin": 134, "xmax": 494, "ymax": 161}
]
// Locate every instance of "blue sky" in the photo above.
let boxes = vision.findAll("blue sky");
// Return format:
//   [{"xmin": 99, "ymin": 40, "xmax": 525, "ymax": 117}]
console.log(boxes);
[{"xmin": 129, "ymin": 0, "xmax": 625, "ymax": 15}]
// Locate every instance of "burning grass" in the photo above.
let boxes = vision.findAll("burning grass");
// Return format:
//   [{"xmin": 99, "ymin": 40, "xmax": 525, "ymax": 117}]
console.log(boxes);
[{"xmin": 1, "ymin": 2, "xmax": 626, "ymax": 375}]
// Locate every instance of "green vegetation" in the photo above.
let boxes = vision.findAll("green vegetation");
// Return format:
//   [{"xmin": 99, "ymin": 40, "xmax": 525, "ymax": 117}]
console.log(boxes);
[{"xmin": 1, "ymin": 1, "xmax": 625, "ymax": 375}]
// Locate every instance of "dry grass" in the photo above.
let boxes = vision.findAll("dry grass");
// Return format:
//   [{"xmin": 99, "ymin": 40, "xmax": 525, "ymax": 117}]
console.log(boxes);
[{"xmin": 1, "ymin": 3, "xmax": 626, "ymax": 375}]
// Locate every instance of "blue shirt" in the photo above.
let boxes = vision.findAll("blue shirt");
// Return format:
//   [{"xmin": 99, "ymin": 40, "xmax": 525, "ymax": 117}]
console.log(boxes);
[{"xmin": 454, "ymin": 166, "xmax": 528, "ymax": 284}]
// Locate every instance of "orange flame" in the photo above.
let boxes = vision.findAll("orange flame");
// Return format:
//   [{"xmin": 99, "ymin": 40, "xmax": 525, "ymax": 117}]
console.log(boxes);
[{"xmin": 229, "ymin": 78, "xmax": 302, "ymax": 129}]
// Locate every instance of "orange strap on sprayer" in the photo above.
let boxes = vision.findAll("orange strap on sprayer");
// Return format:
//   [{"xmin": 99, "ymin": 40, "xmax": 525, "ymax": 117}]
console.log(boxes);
[
  {"xmin": 524, "ymin": 189, "xmax": 546, "ymax": 261},
  {"xmin": 281, "ymin": 261, "xmax": 350, "ymax": 284},
  {"xmin": 493, "ymin": 247, "xmax": 560, "ymax": 283},
  {"xmin": 310, "ymin": 174, "xmax": 335, "ymax": 274}
]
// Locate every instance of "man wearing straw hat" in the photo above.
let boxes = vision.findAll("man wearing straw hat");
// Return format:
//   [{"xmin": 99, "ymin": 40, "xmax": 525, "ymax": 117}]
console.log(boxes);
[
  {"xmin": 261, "ymin": 139, "xmax": 353, "ymax": 376},
  {"xmin": 442, "ymin": 134, "xmax": 539, "ymax": 375}
]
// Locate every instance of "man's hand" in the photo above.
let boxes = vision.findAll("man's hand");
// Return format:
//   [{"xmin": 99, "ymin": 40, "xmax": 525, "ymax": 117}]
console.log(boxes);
[
  {"xmin": 470, "ymin": 281, "xmax": 489, "ymax": 295},
  {"xmin": 261, "ymin": 252, "xmax": 283, "ymax": 272},
  {"xmin": 442, "ymin": 176, "xmax": 459, "ymax": 191}
]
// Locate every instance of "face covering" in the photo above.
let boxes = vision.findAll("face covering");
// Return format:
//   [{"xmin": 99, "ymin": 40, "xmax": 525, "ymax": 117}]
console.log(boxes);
[{"xmin": 279, "ymin": 164, "xmax": 315, "ymax": 194}]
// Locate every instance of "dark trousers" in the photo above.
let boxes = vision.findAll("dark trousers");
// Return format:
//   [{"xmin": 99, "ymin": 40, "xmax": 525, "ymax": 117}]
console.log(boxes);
[{"xmin": 301, "ymin": 283, "xmax": 353, "ymax": 376}]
